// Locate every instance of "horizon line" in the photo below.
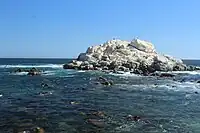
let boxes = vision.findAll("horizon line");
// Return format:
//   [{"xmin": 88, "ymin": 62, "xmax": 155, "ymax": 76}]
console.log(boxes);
[{"xmin": 0, "ymin": 57, "xmax": 199, "ymax": 60}]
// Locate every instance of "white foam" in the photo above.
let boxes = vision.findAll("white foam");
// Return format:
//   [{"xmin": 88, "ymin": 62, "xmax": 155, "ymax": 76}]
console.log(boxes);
[
  {"xmin": 159, "ymin": 81, "xmax": 200, "ymax": 93},
  {"xmin": 110, "ymin": 72, "xmax": 141, "ymax": 77},
  {"xmin": 77, "ymin": 70, "xmax": 86, "ymax": 73},
  {"xmin": 166, "ymin": 71, "xmax": 200, "ymax": 75},
  {"xmin": 11, "ymin": 72, "xmax": 29, "ymax": 75},
  {"xmin": 0, "ymin": 64, "xmax": 63, "ymax": 69},
  {"xmin": 118, "ymin": 81, "xmax": 200, "ymax": 93}
]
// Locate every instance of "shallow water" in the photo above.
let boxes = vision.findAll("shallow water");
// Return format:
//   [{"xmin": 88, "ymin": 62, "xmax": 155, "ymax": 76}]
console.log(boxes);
[{"xmin": 0, "ymin": 59, "xmax": 200, "ymax": 133}]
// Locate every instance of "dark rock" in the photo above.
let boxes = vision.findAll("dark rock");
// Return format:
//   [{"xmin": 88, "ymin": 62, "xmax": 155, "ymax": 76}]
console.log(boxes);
[
  {"xmin": 126, "ymin": 115, "xmax": 141, "ymax": 121},
  {"xmin": 143, "ymin": 72, "xmax": 150, "ymax": 76},
  {"xmin": 101, "ymin": 55, "xmax": 109, "ymax": 61},
  {"xmin": 41, "ymin": 83, "xmax": 48, "ymax": 88},
  {"xmin": 98, "ymin": 77, "xmax": 113, "ymax": 86},
  {"xmin": 63, "ymin": 63, "xmax": 75, "ymax": 69},
  {"xmin": 139, "ymin": 62, "xmax": 149, "ymax": 74},
  {"xmin": 87, "ymin": 119, "xmax": 105, "ymax": 128},
  {"xmin": 99, "ymin": 77, "xmax": 108, "ymax": 82},
  {"xmin": 34, "ymin": 127, "xmax": 45, "ymax": 133},
  {"xmin": 102, "ymin": 66, "xmax": 109, "ymax": 70},
  {"xmin": 159, "ymin": 73, "xmax": 175, "ymax": 78},
  {"xmin": 81, "ymin": 64, "xmax": 94, "ymax": 70},
  {"xmin": 150, "ymin": 72, "xmax": 160, "ymax": 76},
  {"xmin": 13, "ymin": 67, "xmax": 41, "ymax": 76},
  {"xmin": 13, "ymin": 68, "xmax": 29, "ymax": 73},
  {"xmin": 118, "ymin": 66, "xmax": 129, "ymax": 72},
  {"xmin": 197, "ymin": 81, "xmax": 200, "ymax": 83},
  {"xmin": 187, "ymin": 65, "xmax": 200, "ymax": 71},
  {"xmin": 14, "ymin": 127, "xmax": 44, "ymax": 133},
  {"xmin": 173, "ymin": 64, "xmax": 187, "ymax": 71},
  {"xmin": 122, "ymin": 61, "xmax": 139, "ymax": 70},
  {"xmin": 14, "ymin": 68, "xmax": 22, "ymax": 73},
  {"xmin": 195, "ymin": 91, "xmax": 198, "ymax": 94},
  {"xmin": 27, "ymin": 68, "xmax": 41, "ymax": 76},
  {"xmin": 132, "ymin": 69, "xmax": 143, "ymax": 75},
  {"xmin": 92, "ymin": 111, "xmax": 106, "ymax": 118}
]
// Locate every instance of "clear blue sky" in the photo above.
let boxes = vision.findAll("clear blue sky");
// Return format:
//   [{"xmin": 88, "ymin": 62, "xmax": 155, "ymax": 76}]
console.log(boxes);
[{"xmin": 0, "ymin": 0, "xmax": 200, "ymax": 59}]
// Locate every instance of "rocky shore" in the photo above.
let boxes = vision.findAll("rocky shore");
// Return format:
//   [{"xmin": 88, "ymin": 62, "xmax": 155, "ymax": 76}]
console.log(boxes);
[{"xmin": 63, "ymin": 38, "xmax": 200, "ymax": 75}]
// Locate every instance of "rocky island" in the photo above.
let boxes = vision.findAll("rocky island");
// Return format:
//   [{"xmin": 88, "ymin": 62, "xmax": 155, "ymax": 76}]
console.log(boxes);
[{"xmin": 63, "ymin": 38, "xmax": 199, "ymax": 75}]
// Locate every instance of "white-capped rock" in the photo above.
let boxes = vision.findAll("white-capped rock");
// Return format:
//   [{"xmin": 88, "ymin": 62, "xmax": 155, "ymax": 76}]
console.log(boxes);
[
  {"xmin": 64, "ymin": 38, "xmax": 187, "ymax": 74},
  {"xmin": 129, "ymin": 39, "xmax": 155, "ymax": 53}
]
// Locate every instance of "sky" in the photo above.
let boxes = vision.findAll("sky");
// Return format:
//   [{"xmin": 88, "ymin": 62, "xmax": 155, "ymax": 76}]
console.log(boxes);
[{"xmin": 0, "ymin": 0, "xmax": 200, "ymax": 59}]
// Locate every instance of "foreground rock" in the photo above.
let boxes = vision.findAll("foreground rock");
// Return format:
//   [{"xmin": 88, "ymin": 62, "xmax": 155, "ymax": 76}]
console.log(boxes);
[{"xmin": 63, "ymin": 38, "xmax": 197, "ymax": 75}]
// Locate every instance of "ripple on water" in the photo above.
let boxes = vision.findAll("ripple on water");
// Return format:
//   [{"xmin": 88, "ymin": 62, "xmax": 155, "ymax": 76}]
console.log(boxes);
[{"xmin": 0, "ymin": 69, "xmax": 200, "ymax": 132}]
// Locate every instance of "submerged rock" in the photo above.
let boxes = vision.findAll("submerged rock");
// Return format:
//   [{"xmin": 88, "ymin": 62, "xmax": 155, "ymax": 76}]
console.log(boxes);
[
  {"xmin": 87, "ymin": 119, "xmax": 105, "ymax": 128},
  {"xmin": 126, "ymin": 115, "xmax": 141, "ymax": 121},
  {"xmin": 92, "ymin": 111, "xmax": 106, "ymax": 118},
  {"xmin": 14, "ymin": 127, "xmax": 44, "ymax": 133},
  {"xmin": 34, "ymin": 127, "xmax": 45, "ymax": 133},
  {"xmin": 13, "ymin": 68, "xmax": 29, "ymax": 73},
  {"xmin": 14, "ymin": 68, "xmax": 23, "ymax": 73},
  {"xmin": 70, "ymin": 101, "xmax": 80, "ymax": 105},
  {"xmin": 98, "ymin": 77, "xmax": 113, "ymax": 86},
  {"xmin": 41, "ymin": 83, "xmax": 49, "ymax": 88}
]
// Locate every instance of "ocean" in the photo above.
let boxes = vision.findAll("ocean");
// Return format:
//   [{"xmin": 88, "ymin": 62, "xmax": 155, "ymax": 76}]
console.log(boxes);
[{"xmin": 0, "ymin": 58, "xmax": 200, "ymax": 133}]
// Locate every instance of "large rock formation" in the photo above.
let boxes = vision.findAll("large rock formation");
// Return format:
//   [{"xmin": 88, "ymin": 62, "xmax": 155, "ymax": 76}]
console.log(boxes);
[{"xmin": 63, "ymin": 38, "xmax": 189, "ymax": 75}]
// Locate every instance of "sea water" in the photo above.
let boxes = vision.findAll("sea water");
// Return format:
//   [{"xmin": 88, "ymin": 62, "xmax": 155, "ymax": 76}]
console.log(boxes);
[{"xmin": 0, "ymin": 58, "xmax": 200, "ymax": 133}]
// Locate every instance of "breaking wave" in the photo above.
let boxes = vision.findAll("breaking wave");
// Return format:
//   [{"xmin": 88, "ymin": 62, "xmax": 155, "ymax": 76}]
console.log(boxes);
[{"xmin": 0, "ymin": 64, "xmax": 63, "ymax": 69}]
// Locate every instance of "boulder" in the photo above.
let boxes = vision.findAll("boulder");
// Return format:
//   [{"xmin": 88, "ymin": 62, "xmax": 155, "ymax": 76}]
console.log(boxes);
[
  {"xmin": 63, "ymin": 63, "xmax": 76, "ymax": 69},
  {"xmin": 108, "ymin": 61, "xmax": 122, "ymax": 70},
  {"xmin": 122, "ymin": 61, "xmax": 139, "ymax": 70},
  {"xmin": 63, "ymin": 61, "xmax": 83, "ymax": 69},
  {"xmin": 99, "ymin": 60, "xmax": 110, "ymax": 67},
  {"xmin": 63, "ymin": 38, "xmax": 190, "ymax": 74},
  {"xmin": 27, "ymin": 68, "xmax": 41, "ymax": 76},
  {"xmin": 81, "ymin": 64, "xmax": 94, "ymax": 70},
  {"xmin": 98, "ymin": 77, "xmax": 113, "ymax": 86},
  {"xmin": 159, "ymin": 73, "xmax": 175, "ymax": 78},
  {"xmin": 14, "ymin": 68, "xmax": 23, "ymax": 73},
  {"xmin": 126, "ymin": 115, "xmax": 141, "ymax": 121},
  {"xmin": 129, "ymin": 39, "xmax": 155, "ymax": 53},
  {"xmin": 173, "ymin": 64, "xmax": 187, "ymax": 71},
  {"xmin": 187, "ymin": 65, "xmax": 200, "ymax": 71},
  {"xmin": 101, "ymin": 55, "xmax": 109, "ymax": 61}
]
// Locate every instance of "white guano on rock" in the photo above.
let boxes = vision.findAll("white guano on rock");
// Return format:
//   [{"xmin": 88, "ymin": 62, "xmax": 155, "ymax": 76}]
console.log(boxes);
[{"xmin": 63, "ymin": 38, "xmax": 188, "ymax": 75}]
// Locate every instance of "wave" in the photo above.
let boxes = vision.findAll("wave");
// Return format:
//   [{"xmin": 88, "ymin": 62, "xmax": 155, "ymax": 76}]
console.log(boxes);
[
  {"xmin": 162, "ymin": 71, "xmax": 200, "ymax": 75},
  {"xmin": 11, "ymin": 72, "xmax": 29, "ymax": 75},
  {"xmin": 0, "ymin": 64, "xmax": 63, "ymax": 69},
  {"xmin": 109, "ymin": 72, "xmax": 141, "ymax": 77}
]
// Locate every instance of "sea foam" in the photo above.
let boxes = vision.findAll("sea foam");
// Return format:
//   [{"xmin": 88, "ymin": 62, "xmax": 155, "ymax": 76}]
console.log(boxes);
[{"xmin": 0, "ymin": 64, "xmax": 63, "ymax": 69}]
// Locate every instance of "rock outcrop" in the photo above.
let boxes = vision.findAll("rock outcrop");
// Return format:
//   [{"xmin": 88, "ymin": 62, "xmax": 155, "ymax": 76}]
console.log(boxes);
[
  {"xmin": 13, "ymin": 67, "xmax": 41, "ymax": 76},
  {"xmin": 63, "ymin": 38, "xmax": 190, "ymax": 75}
]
